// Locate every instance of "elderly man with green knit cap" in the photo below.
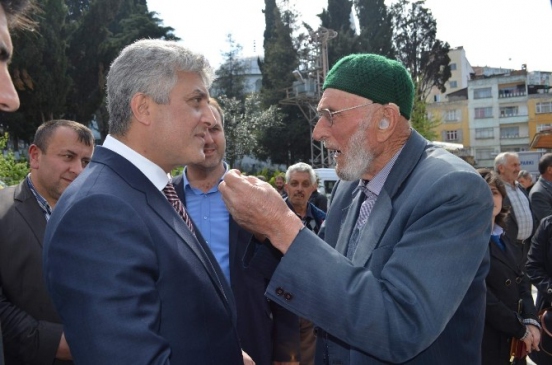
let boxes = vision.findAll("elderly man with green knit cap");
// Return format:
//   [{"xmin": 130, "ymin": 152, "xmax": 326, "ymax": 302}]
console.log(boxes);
[{"xmin": 220, "ymin": 53, "xmax": 493, "ymax": 365}]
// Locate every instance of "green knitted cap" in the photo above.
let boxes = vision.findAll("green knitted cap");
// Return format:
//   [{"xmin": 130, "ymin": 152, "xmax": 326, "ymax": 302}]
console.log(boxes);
[{"xmin": 323, "ymin": 54, "xmax": 415, "ymax": 120}]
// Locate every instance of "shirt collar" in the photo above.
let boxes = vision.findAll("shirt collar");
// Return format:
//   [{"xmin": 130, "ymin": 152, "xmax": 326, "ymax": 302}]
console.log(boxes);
[
  {"xmin": 183, "ymin": 161, "xmax": 228, "ymax": 191},
  {"xmin": 492, "ymin": 224, "xmax": 504, "ymax": 236},
  {"xmin": 352, "ymin": 145, "xmax": 404, "ymax": 197},
  {"xmin": 102, "ymin": 135, "xmax": 169, "ymax": 191},
  {"xmin": 26, "ymin": 174, "xmax": 52, "ymax": 220}
]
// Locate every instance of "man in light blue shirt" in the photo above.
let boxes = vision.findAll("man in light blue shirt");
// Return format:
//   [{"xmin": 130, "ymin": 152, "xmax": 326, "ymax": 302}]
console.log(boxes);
[{"xmin": 173, "ymin": 98, "xmax": 302, "ymax": 365}]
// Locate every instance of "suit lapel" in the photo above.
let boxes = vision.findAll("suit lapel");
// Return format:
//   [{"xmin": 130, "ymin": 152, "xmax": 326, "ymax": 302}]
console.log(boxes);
[
  {"xmin": 354, "ymin": 190, "xmax": 393, "ymax": 266},
  {"xmin": 95, "ymin": 148, "xmax": 233, "ymax": 311},
  {"xmin": 335, "ymin": 189, "xmax": 363, "ymax": 255},
  {"xmin": 14, "ymin": 180, "xmax": 46, "ymax": 247},
  {"xmin": 346, "ymin": 130, "xmax": 428, "ymax": 265}
]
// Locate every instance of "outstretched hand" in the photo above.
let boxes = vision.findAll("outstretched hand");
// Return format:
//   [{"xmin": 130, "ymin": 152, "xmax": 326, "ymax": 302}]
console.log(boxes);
[{"xmin": 220, "ymin": 170, "xmax": 304, "ymax": 254}]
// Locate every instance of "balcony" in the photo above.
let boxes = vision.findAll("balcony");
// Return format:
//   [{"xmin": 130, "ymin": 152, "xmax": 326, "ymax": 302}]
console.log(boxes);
[
  {"xmin": 498, "ymin": 91, "xmax": 526, "ymax": 98},
  {"xmin": 500, "ymin": 134, "xmax": 529, "ymax": 146},
  {"xmin": 498, "ymin": 113, "xmax": 529, "ymax": 124}
]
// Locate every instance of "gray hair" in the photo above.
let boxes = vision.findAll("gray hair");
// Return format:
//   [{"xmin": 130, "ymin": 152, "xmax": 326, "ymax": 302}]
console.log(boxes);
[
  {"xmin": 518, "ymin": 170, "xmax": 532, "ymax": 179},
  {"xmin": 285, "ymin": 162, "xmax": 317, "ymax": 185},
  {"xmin": 494, "ymin": 152, "xmax": 519, "ymax": 173},
  {"xmin": 106, "ymin": 39, "xmax": 214, "ymax": 136}
]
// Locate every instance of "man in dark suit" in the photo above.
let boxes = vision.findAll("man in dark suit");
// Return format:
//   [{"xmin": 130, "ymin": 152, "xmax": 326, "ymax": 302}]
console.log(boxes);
[
  {"xmin": 530, "ymin": 153, "xmax": 552, "ymax": 223},
  {"xmin": 0, "ymin": 120, "xmax": 94, "ymax": 364},
  {"xmin": 173, "ymin": 98, "xmax": 300, "ymax": 365},
  {"xmin": 42, "ymin": 40, "xmax": 249, "ymax": 365},
  {"xmin": 221, "ymin": 54, "xmax": 493, "ymax": 364}
]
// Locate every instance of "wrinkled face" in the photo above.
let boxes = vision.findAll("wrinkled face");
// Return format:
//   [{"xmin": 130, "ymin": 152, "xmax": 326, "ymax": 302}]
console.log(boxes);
[
  {"xmin": 498, "ymin": 155, "xmax": 521, "ymax": 185},
  {"xmin": 286, "ymin": 171, "xmax": 316, "ymax": 209},
  {"xmin": 29, "ymin": 126, "xmax": 94, "ymax": 206},
  {"xmin": 197, "ymin": 105, "xmax": 226, "ymax": 169},
  {"xmin": 491, "ymin": 183, "xmax": 503, "ymax": 222},
  {"xmin": 0, "ymin": 5, "xmax": 20, "ymax": 112},
  {"xmin": 149, "ymin": 71, "xmax": 213, "ymax": 172},
  {"xmin": 275, "ymin": 176, "xmax": 285, "ymax": 190},
  {"xmin": 313, "ymin": 88, "xmax": 378, "ymax": 181}
]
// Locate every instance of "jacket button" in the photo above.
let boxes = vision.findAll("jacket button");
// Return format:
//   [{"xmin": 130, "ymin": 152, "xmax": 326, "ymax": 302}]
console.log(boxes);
[
  {"xmin": 284, "ymin": 292, "xmax": 293, "ymax": 301},
  {"xmin": 516, "ymin": 276, "xmax": 523, "ymax": 284},
  {"xmin": 547, "ymin": 288, "xmax": 552, "ymax": 294},
  {"xmin": 505, "ymin": 279, "xmax": 512, "ymax": 286},
  {"xmin": 275, "ymin": 287, "xmax": 284, "ymax": 296}
]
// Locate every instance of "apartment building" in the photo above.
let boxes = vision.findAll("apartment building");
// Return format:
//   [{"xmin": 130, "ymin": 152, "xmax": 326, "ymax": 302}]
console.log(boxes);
[{"xmin": 429, "ymin": 47, "xmax": 551, "ymax": 168}]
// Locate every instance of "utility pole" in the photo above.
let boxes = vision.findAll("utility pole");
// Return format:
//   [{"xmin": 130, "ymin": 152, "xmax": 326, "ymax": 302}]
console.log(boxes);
[{"xmin": 280, "ymin": 27, "xmax": 337, "ymax": 168}]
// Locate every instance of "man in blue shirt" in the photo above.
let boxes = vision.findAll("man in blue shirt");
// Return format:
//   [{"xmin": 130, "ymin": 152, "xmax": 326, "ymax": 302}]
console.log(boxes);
[{"xmin": 172, "ymin": 98, "xmax": 301, "ymax": 365}]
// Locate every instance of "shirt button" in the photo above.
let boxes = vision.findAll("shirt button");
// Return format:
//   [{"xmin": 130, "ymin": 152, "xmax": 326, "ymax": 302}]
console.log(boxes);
[{"xmin": 203, "ymin": 216, "xmax": 207, "ymax": 220}]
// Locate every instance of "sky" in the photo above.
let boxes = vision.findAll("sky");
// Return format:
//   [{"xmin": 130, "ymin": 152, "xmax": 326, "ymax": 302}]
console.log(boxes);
[{"xmin": 146, "ymin": 0, "xmax": 551, "ymax": 72}]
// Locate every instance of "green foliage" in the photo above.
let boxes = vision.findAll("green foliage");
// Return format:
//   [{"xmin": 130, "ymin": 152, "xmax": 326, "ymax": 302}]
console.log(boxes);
[
  {"xmin": 410, "ymin": 97, "xmax": 439, "ymax": 141},
  {"xmin": 218, "ymin": 93, "xmax": 285, "ymax": 168},
  {"xmin": 0, "ymin": 134, "xmax": 29, "ymax": 186},
  {"xmin": 390, "ymin": 0, "xmax": 451, "ymax": 100},
  {"xmin": 212, "ymin": 35, "xmax": 247, "ymax": 100},
  {"xmin": 355, "ymin": 0, "xmax": 395, "ymax": 58},
  {"xmin": 3, "ymin": 0, "xmax": 179, "ymax": 144}
]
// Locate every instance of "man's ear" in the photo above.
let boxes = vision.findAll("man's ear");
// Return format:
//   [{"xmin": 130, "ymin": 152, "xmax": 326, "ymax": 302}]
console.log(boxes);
[
  {"xmin": 130, "ymin": 93, "xmax": 152, "ymax": 126},
  {"xmin": 28, "ymin": 144, "xmax": 41, "ymax": 170},
  {"xmin": 375, "ymin": 105, "xmax": 400, "ymax": 142}
]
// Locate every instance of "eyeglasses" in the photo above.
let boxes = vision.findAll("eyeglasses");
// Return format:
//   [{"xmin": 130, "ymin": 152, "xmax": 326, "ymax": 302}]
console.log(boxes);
[{"xmin": 316, "ymin": 102, "xmax": 374, "ymax": 127}]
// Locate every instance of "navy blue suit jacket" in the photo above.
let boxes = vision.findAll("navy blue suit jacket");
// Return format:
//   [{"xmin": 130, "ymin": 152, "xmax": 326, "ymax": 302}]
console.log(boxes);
[
  {"xmin": 172, "ymin": 174, "xmax": 300, "ymax": 364},
  {"xmin": 43, "ymin": 147, "xmax": 243, "ymax": 364}
]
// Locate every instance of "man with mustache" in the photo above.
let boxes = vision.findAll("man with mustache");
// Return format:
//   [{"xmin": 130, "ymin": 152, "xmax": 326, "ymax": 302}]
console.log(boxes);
[{"xmin": 220, "ymin": 53, "xmax": 493, "ymax": 364}]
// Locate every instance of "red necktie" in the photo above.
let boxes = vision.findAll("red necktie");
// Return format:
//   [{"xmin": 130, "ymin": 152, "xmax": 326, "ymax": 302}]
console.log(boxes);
[{"xmin": 163, "ymin": 182, "xmax": 195, "ymax": 236}]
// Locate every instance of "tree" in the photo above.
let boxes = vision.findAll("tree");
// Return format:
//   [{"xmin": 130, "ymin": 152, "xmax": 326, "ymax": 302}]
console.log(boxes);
[
  {"xmin": 258, "ymin": 0, "xmax": 311, "ymax": 165},
  {"xmin": 219, "ymin": 94, "xmax": 284, "ymax": 169},
  {"xmin": 1, "ymin": 0, "xmax": 180, "ymax": 145},
  {"xmin": 410, "ymin": 98, "xmax": 439, "ymax": 140},
  {"xmin": 0, "ymin": 0, "xmax": 72, "ymax": 145},
  {"xmin": 355, "ymin": 0, "xmax": 395, "ymax": 58},
  {"xmin": 390, "ymin": 0, "xmax": 451, "ymax": 100},
  {"xmin": 319, "ymin": 0, "xmax": 357, "ymax": 67},
  {"xmin": 212, "ymin": 35, "xmax": 247, "ymax": 100},
  {"xmin": 0, "ymin": 134, "xmax": 29, "ymax": 186}
]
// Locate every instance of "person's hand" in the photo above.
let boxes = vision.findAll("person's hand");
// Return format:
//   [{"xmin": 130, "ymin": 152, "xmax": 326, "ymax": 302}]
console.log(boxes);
[
  {"xmin": 220, "ymin": 170, "xmax": 304, "ymax": 254},
  {"xmin": 527, "ymin": 324, "xmax": 541, "ymax": 352},
  {"xmin": 56, "ymin": 333, "xmax": 72, "ymax": 360},
  {"xmin": 242, "ymin": 350, "xmax": 255, "ymax": 365}
]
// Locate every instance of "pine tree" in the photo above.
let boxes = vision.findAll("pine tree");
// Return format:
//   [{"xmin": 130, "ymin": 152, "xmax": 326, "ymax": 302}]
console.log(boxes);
[
  {"xmin": 212, "ymin": 34, "xmax": 247, "ymax": 101},
  {"xmin": 355, "ymin": 0, "xmax": 394, "ymax": 58}
]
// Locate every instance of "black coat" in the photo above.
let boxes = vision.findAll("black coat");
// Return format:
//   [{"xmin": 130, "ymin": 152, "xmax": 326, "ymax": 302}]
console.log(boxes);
[
  {"xmin": 173, "ymin": 174, "xmax": 300, "ymax": 364},
  {"xmin": 0, "ymin": 180, "xmax": 71, "ymax": 365},
  {"xmin": 482, "ymin": 235, "xmax": 537, "ymax": 365}
]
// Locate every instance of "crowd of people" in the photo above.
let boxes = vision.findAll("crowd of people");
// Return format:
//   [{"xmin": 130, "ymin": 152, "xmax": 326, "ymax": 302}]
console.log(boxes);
[{"xmin": 3, "ymin": 1, "xmax": 552, "ymax": 365}]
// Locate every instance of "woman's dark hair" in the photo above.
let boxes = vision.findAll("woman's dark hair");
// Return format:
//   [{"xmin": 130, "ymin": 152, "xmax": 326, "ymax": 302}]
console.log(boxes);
[{"xmin": 477, "ymin": 168, "xmax": 509, "ymax": 228}]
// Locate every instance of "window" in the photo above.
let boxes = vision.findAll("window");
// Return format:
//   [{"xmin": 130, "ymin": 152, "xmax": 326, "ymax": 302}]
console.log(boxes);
[
  {"xmin": 476, "ymin": 149, "xmax": 495, "ymax": 160},
  {"xmin": 500, "ymin": 126, "xmax": 519, "ymax": 139},
  {"xmin": 475, "ymin": 127, "xmax": 494, "ymax": 139},
  {"xmin": 537, "ymin": 102, "xmax": 552, "ymax": 114},
  {"xmin": 445, "ymin": 130, "xmax": 458, "ymax": 141},
  {"xmin": 445, "ymin": 110, "xmax": 458, "ymax": 122},
  {"xmin": 474, "ymin": 87, "xmax": 492, "ymax": 99},
  {"xmin": 450, "ymin": 63, "xmax": 457, "ymax": 71},
  {"xmin": 450, "ymin": 80, "xmax": 457, "ymax": 88},
  {"xmin": 433, "ymin": 94, "xmax": 441, "ymax": 102},
  {"xmin": 500, "ymin": 106, "xmax": 519, "ymax": 117},
  {"xmin": 474, "ymin": 107, "xmax": 493, "ymax": 119},
  {"xmin": 537, "ymin": 123, "xmax": 552, "ymax": 132}
]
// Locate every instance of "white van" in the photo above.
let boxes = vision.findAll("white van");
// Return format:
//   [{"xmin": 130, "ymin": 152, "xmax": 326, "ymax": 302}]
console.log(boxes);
[{"xmin": 314, "ymin": 168, "xmax": 339, "ymax": 198}]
